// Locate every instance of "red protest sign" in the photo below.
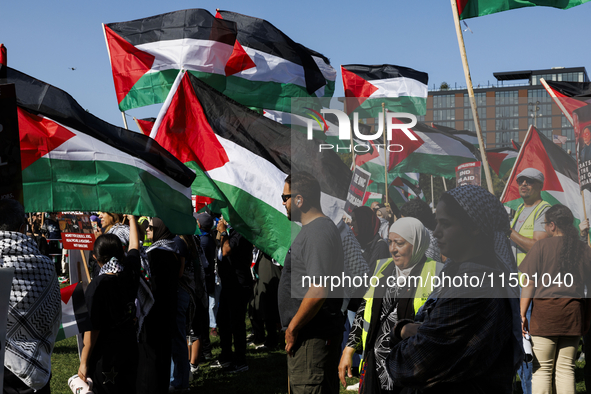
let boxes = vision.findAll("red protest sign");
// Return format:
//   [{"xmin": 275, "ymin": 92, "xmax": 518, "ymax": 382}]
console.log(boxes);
[{"xmin": 60, "ymin": 233, "xmax": 95, "ymax": 250}]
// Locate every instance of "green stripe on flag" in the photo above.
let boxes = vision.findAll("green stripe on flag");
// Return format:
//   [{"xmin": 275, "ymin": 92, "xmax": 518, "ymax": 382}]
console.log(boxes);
[
  {"xmin": 23, "ymin": 158, "xmax": 195, "ymax": 234},
  {"xmin": 120, "ymin": 70, "xmax": 335, "ymax": 112}
]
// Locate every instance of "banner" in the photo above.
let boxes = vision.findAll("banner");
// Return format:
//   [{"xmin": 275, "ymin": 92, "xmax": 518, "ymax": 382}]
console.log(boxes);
[
  {"xmin": 0, "ymin": 84, "xmax": 23, "ymax": 205},
  {"xmin": 456, "ymin": 161, "xmax": 482, "ymax": 187},
  {"xmin": 57, "ymin": 213, "xmax": 95, "ymax": 250},
  {"xmin": 344, "ymin": 166, "xmax": 372, "ymax": 216}
]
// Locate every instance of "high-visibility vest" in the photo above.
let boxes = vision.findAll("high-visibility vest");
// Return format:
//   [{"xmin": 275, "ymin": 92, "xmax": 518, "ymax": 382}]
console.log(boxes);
[
  {"xmin": 510, "ymin": 201, "xmax": 550, "ymax": 266},
  {"xmin": 359, "ymin": 257, "xmax": 437, "ymax": 373}
]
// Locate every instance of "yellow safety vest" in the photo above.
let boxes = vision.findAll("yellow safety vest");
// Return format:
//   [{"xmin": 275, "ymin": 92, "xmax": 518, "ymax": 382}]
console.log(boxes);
[
  {"xmin": 359, "ymin": 257, "xmax": 437, "ymax": 373},
  {"xmin": 510, "ymin": 201, "xmax": 550, "ymax": 266}
]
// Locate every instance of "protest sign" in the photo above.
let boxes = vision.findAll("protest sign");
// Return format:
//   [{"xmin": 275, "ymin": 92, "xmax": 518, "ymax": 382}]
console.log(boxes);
[
  {"xmin": 344, "ymin": 166, "xmax": 372, "ymax": 216},
  {"xmin": 456, "ymin": 161, "xmax": 482, "ymax": 187}
]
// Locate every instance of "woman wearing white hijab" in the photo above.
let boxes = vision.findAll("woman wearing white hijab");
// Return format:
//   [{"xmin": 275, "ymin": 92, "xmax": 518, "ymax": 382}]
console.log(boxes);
[{"xmin": 339, "ymin": 218, "xmax": 435, "ymax": 394}]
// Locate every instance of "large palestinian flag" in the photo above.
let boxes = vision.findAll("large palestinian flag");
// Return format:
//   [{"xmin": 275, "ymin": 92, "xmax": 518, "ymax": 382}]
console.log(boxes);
[
  {"xmin": 215, "ymin": 11, "xmax": 336, "ymax": 108},
  {"xmin": 501, "ymin": 126, "xmax": 591, "ymax": 224},
  {"xmin": 151, "ymin": 71, "xmax": 351, "ymax": 263},
  {"xmin": 105, "ymin": 9, "xmax": 335, "ymax": 113},
  {"xmin": 104, "ymin": 9, "xmax": 238, "ymax": 112},
  {"xmin": 355, "ymin": 121, "xmax": 480, "ymax": 180},
  {"xmin": 543, "ymin": 80, "xmax": 591, "ymax": 124},
  {"xmin": 7, "ymin": 67, "xmax": 196, "ymax": 235},
  {"xmin": 341, "ymin": 64, "xmax": 428, "ymax": 117},
  {"xmin": 457, "ymin": 0, "xmax": 590, "ymax": 19}
]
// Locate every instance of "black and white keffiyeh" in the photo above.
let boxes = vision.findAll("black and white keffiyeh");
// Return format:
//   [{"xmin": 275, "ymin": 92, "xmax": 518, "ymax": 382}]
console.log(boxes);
[
  {"xmin": 106, "ymin": 223, "xmax": 130, "ymax": 247},
  {"xmin": 98, "ymin": 256, "xmax": 124, "ymax": 276},
  {"xmin": 145, "ymin": 239, "xmax": 177, "ymax": 254},
  {"xmin": 0, "ymin": 231, "xmax": 61, "ymax": 390}
]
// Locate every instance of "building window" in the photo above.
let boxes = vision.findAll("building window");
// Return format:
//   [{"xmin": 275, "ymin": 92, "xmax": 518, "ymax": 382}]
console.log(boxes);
[
  {"xmin": 433, "ymin": 109, "xmax": 455, "ymax": 121},
  {"xmin": 496, "ymin": 131, "xmax": 519, "ymax": 147},
  {"xmin": 495, "ymin": 90, "xmax": 518, "ymax": 105},
  {"xmin": 463, "ymin": 92, "xmax": 486, "ymax": 107},
  {"xmin": 433, "ymin": 94, "xmax": 455, "ymax": 109}
]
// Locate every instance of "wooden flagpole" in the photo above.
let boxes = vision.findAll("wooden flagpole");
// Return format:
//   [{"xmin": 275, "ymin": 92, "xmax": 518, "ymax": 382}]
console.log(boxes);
[
  {"xmin": 345, "ymin": 98, "xmax": 355, "ymax": 170},
  {"xmin": 450, "ymin": 0, "xmax": 494, "ymax": 194},
  {"xmin": 541, "ymin": 78, "xmax": 589, "ymax": 243},
  {"xmin": 442, "ymin": 176, "xmax": 448, "ymax": 191},
  {"xmin": 431, "ymin": 175, "xmax": 435, "ymax": 210}
]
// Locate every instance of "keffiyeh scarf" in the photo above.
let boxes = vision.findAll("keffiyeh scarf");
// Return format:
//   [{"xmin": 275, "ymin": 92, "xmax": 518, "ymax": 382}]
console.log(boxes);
[
  {"xmin": 0, "ymin": 231, "xmax": 61, "ymax": 390},
  {"xmin": 98, "ymin": 256, "xmax": 124, "ymax": 276}
]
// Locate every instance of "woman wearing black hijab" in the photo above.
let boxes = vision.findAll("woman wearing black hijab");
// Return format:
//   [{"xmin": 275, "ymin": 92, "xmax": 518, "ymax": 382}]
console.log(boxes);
[
  {"xmin": 351, "ymin": 206, "xmax": 391, "ymax": 274},
  {"xmin": 136, "ymin": 218, "xmax": 181, "ymax": 394}
]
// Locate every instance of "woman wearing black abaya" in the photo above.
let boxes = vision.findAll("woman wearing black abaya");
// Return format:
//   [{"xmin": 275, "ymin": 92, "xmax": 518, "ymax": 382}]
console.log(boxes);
[{"xmin": 136, "ymin": 218, "xmax": 181, "ymax": 394}]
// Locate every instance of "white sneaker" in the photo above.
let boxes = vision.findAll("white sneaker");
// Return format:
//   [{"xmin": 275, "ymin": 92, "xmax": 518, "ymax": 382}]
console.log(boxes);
[{"xmin": 346, "ymin": 382, "xmax": 359, "ymax": 391}]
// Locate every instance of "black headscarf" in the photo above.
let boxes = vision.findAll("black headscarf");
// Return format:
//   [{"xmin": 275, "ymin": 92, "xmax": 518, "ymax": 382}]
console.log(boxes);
[
  {"xmin": 352, "ymin": 206, "xmax": 380, "ymax": 247},
  {"xmin": 151, "ymin": 217, "xmax": 174, "ymax": 243}
]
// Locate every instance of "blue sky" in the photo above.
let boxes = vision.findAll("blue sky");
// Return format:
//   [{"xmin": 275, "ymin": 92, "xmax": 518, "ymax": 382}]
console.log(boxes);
[{"xmin": 2, "ymin": 1, "xmax": 590, "ymax": 131}]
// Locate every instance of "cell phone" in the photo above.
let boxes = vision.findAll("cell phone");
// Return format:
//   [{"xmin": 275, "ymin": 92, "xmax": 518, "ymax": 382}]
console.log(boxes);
[{"xmin": 92, "ymin": 222, "xmax": 98, "ymax": 231}]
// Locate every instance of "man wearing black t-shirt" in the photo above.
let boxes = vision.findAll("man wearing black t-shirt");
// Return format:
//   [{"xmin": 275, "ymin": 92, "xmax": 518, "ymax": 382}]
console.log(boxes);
[{"xmin": 278, "ymin": 172, "xmax": 344, "ymax": 394}]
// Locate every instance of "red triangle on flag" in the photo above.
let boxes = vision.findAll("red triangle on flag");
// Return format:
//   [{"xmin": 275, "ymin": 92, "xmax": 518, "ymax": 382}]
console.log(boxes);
[
  {"xmin": 154, "ymin": 73, "xmax": 230, "ymax": 172},
  {"xmin": 104, "ymin": 25, "xmax": 155, "ymax": 105},
  {"xmin": 60, "ymin": 282, "xmax": 77, "ymax": 304},
  {"xmin": 18, "ymin": 108, "xmax": 76, "ymax": 170},
  {"xmin": 388, "ymin": 118, "xmax": 424, "ymax": 171},
  {"xmin": 341, "ymin": 66, "xmax": 378, "ymax": 113},
  {"xmin": 225, "ymin": 40, "xmax": 256, "ymax": 76},
  {"xmin": 502, "ymin": 127, "xmax": 564, "ymax": 203}
]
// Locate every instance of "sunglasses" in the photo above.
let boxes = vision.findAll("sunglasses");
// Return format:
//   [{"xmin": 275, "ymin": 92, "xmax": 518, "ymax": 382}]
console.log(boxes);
[
  {"xmin": 516, "ymin": 177, "xmax": 537, "ymax": 185},
  {"xmin": 147, "ymin": 225, "xmax": 154, "ymax": 231},
  {"xmin": 281, "ymin": 194, "xmax": 292, "ymax": 203}
]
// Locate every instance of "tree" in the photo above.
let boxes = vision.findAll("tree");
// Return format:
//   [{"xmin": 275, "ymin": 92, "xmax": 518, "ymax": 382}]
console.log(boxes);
[{"xmin": 440, "ymin": 82, "xmax": 450, "ymax": 91}]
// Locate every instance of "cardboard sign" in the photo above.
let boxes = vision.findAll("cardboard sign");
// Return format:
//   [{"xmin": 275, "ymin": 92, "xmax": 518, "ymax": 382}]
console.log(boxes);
[
  {"xmin": 344, "ymin": 166, "xmax": 372, "ymax": 216},
  {"xmin": 0, "ymin": 84, "xmax": 23, "ymax": 205},
  {"xmin": 456, "ymin": 162, "xmax": 482, "ymax": 187}
]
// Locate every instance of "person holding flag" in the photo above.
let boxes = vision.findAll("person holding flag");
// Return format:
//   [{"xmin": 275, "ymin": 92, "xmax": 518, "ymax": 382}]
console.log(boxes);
[{"xmin": 509, "ymin": 168, "xmax": 551, "ymax": 394}]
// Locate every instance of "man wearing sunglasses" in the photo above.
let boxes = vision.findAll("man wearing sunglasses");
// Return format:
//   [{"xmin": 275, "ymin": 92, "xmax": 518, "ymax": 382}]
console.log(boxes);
[
  {"xmin": 509, "ymin": 167, "xmax": 550, "ymax": 394},
  {"xmin": 278, "ymin": 171, "xmax": 344, "ymax": 394}
]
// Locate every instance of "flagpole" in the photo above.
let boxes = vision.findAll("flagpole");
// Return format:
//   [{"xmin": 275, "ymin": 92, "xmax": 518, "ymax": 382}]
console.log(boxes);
[
  {"xmin": 121, "ymin": 112, "xmax": 128, "ymax": 129},
  {"xmin": 541, "ymin": 78, "xmax": 589, "ymax": 239},
  {"xmin": 442, "ymin": 176, "xmax": 448, "ymax": 192},
  {"xmin": 450, "ymin": 0, "xmax": 494, "ymax": 194},
  {"xmin": 383, "ymin": 103, "xmax": 389, "ymax": 206}
]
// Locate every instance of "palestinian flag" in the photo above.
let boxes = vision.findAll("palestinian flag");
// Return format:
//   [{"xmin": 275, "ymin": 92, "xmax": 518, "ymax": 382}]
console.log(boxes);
[
  {"xmin": 104, "ymin": 9, "xmax": 239, "ymax": 111},
  {"xmin": 355, "ymin": 121, "xmax": 480, "ymax": 180},
  {"xmin": 341, "ymin": 64, "xmax": 428, "ymax": 117},
  {"xmin": 431, "ymin": 124, "xmax": 479, "ymax": 147},
  {"xmin": 543, "ymin": 80, "xmax": 591, "ymax": 122},
  {"xmin": 134, "ymin": 117, "xmax": 156, "ymax": 136},
  {"xmin": 501, "ymin": 126, "xmax": 591, "ymax": 224},
  {"xmin": 486, "ymin": 147, "xmax": 518, "ymax": 178},
  {"xmin": 216, "ymin": 10, "xmax": 336, "ymax": 112},
  {"xmin": 7, "ymin": 67, "xmax": 196, "ymax": 235},
  {"xmin": 457, "ymin": 0, "xmax": 590, "ymax": 19},
  {"xmin": 56, "ymin": 282, "xmax": 90, "ymax": 341},
  {"xmin": 151, "ymin": 71, "xmax": 351, "ymax": 263}
]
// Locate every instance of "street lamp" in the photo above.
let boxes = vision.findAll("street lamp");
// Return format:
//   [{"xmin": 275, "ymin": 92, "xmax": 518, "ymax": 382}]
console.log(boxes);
[{"xmin": 528, "ymin": 101, "xmax": 542, "ymax": 128}]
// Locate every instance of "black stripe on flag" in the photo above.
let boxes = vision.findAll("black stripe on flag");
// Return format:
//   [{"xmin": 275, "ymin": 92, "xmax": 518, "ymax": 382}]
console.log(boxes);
[
  {"xmin": 72, "ymin": 282, "xmax": 92, "ymax": 333},
  {"xmin": 537, "ymin": 128, "xmax": 578, "ymax": 183},
  {"xmin": 107, "ymin": 9, "xmax": 237, "ymax": 47},
  {"xmin": 342, "ymin": 64, "xmax": 429, "ymax": 86}
]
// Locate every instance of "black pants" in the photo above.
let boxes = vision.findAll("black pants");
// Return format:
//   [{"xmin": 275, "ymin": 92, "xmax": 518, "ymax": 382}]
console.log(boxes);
[
  {"xmin": 3, "ymin": 367, "xmax": 51, "ymax": 394},
  {"xmin": 217, "ymin": 285, "xmax": 251, "ymax": 364}
]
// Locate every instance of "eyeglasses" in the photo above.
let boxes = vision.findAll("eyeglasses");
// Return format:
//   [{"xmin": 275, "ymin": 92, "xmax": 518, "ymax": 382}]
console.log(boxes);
[{"xmin": 281, "ymin": 194, "xmax": 292, "ymax": 203}]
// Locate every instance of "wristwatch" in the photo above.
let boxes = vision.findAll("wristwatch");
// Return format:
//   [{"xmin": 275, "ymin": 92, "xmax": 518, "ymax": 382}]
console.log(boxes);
[{"xmin": 220, "ymin": 231, "xmax": 228, "ymax": 237}]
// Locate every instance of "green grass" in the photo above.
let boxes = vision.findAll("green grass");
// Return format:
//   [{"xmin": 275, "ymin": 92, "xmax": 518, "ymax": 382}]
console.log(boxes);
[{"xmin": 48, "ymin": 324, "xmax": 588, "ymax": 394}]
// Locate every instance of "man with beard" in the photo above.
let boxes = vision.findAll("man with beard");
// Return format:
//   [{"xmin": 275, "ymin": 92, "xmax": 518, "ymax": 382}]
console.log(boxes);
[{"xmin": 278, "ymin": 172, "xmax": 344, "ymax": 394}]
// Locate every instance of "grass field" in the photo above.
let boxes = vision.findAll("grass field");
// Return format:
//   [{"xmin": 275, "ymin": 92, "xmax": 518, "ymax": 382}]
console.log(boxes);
[{"xmin": 49, "ymin": 326, "xmax": 588, "ymax": 394}]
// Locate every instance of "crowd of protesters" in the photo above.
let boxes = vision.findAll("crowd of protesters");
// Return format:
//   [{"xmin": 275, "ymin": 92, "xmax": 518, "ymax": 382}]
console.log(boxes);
[{"xmin": 3, "ymin": 168, "xmax": 591, "ymax": 394}]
